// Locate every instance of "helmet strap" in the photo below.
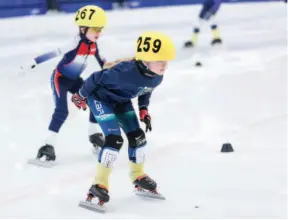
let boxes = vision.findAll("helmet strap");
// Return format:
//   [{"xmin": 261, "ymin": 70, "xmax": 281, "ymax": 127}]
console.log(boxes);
[
  {"xmin": 136, "ymin": 60, "xmax": 158, "ymax": 78},
  {"xmin": 83, "ymin": 27, "xmax": 89, "ymax": 35},
  {"xmin": 79, "ymin": 27, "xmax": 89, "ymax": 36},
  {"xmin": 79, "ymin": 27, "xmax": 93, "ymax": 43}
]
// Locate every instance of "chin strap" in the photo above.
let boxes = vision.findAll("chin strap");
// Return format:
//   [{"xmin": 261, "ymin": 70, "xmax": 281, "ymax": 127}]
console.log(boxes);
[
  {"xmin": 79, "ymin": 27, "xmax": 90, "ymax": 41},
  {"xmin": 80, "ymin": 27, "xmax": 89, "ymax": 35},
  {"xmin": 136, "ymin": 60, "xmax": 158, "ymax": 78}
]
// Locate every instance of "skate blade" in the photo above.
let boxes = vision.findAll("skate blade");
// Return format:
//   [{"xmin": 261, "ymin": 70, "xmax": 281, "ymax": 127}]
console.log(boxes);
[
  {"xmin": 27, "ymin": 159, "xmax": 57, "ymax": 168},
  {"xmin": 135, "ymin": 190, "xmax": 166, "ymax": 200},
  {"xmin": 211, "ymin": 43, "xmax": 223, "ymax": 49},
  {"xmin": 79, "ymin": 200, "xmax": 106, "ymax": 213}
]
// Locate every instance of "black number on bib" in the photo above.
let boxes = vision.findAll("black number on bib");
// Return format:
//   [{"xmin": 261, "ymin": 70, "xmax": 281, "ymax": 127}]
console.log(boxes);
[{"xmin": 137, "ymin": 37, "xmax": 162, "ymax": 53}]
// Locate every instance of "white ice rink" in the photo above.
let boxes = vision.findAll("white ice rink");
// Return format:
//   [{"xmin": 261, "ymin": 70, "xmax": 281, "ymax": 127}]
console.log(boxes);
[{"xmin": 0, "ymin": 2, "xmax": 286, "ymax": 218}]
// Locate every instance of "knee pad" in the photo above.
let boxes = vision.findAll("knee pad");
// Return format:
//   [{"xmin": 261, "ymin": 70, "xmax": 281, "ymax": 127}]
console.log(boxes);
[
  {"xmin": 127, "ymin": 129, "xmax": 146, "ymax": 164},
  {"xmin": 104, "ymin": 134, "xmax": 124, "ymax": 150},
  {"xmin": 99, "ymin": 134, "xmax": 123, "ymax": 167},
  {"xmin": 127, "ymin": 129, "xmax": 146, "ymax": 148}
]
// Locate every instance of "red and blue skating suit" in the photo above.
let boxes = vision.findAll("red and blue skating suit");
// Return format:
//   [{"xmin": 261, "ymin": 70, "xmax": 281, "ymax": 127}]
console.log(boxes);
[{"xmin": 33, "ymin": 33, "xmax": 105, "ymax": 133}]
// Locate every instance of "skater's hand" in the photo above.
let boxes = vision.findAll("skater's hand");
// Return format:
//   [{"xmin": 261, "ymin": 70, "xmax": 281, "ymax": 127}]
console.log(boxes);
[
  {"xmin": 139, "ymin": 107, "xmax": 152, "ymax": 132},
  {"xmin": 72, "ymin": 92, "xmax": 87, "ymax": 111},
  {"xmin": 20, "ymin": 59, "xmax": 37, "ymax": 72}
]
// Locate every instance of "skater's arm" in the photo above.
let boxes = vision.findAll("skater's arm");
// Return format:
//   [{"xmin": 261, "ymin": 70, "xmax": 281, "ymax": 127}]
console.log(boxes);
[
  {"xmin": 33, "ymin": 49, "xmax": 62, "ymax": 65},
  {"xmin": 138, "ymin": 93, "xmax": 152, "ymax": 109},
  {"xmin": 139, "ymin": 93, "xmax": 152, "ymax": 132},
  {"xmin": 20, "ymin": 36, "xmax": 80, "ymax": 70},
  {"xmin": 34, "ymin": 36, "xmax": 80, "ymax": 64},
  {"xmin": 33, "ymin": 41, "xmax": 76, "ymax": 64},
  {"xmin": 20, "ymin": 49, "xmax": 60, "ymax": 71}
]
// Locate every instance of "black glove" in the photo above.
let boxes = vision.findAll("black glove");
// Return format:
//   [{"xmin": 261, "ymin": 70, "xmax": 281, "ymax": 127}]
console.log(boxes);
[{"xmin": 139, "ymin": 107, "xmax": 152, "ymax": 132}]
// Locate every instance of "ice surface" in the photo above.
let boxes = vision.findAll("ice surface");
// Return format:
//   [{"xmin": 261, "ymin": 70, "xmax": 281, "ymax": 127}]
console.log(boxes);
[{"xmin": 0, "ymin": 2, "xmax": 286, "ymax": 218}]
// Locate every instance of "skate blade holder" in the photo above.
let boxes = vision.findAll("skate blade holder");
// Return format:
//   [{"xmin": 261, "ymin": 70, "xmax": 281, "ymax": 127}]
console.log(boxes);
[
  {"xmin": 135, "ymin": 188, "xmax": 166, "ymax": 200},
  {"xmin": 27, "ymin": 159, "xmax": 57, "ymax": 168},
  {"xmin": 79, "ymin": 200, "xmax": 106, "ymax": 213}
]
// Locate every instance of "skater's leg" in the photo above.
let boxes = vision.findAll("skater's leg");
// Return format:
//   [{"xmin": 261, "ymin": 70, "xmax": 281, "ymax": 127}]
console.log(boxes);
[
  {"xmin": 209, "ymin": 15, "xmax": 222, "ymax": 44},
  {"xmin": 88, "ymin": 111, "xmax": 104, "ymax": 147},
  {"xmin": 184, "ymin": 0, "xmax": 212, "ymax": 47},
  {"xmin": 47, "ymin": 71, "xmax": 69, "ymax": 144},
  {"xmin": 207, "ymin": 0, "xmax": 222, "ymax": 44},
  {"xmin": 70, "ymin": 78, "xmax": 104, "ymax": 147},
  {"xmin": 210, "ymin": 23, "xmax": 222, "ymax": 42},
  {"xmin": 195, "ymin": 0, "xmax": 215, "ymax": 39},
  {"xmin": 185, "ymin": 0, "xmax": 222, "ymax": 47},
  {"xmin": 87, "ymin": 97, "xmax": 123, "ymax": 190},
  {"xmin": 36, "ymin": 71, "xmax": 69, "ymax": 161},
  {"xmin": 88, "ymin": 111, "xmax": 102, "ymax": 136},
  {"xmin": 115, "ymin": 101, "xmax": 154, "ymax": 189},
  {"xmin": 199, "ymin": 0, "xmax": 215, "ymax": 20}
]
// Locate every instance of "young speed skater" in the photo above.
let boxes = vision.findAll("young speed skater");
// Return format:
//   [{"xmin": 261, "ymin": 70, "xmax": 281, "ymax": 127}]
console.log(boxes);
[
  {"xmin": 25, "ymin": 5, "xmax": 108, "ymax": 166},
  {"xmin": 71, "ymin": 31, "xmax": 176, "ymax": 212},
  {"xmin": 184, "ymin": 0, "xmax": 223, "ymax": 48}
]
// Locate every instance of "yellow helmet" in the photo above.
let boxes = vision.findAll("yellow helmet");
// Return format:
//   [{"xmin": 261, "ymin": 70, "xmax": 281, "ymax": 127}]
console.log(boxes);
[
  {"xmin": 74, "ymin": 5, "xmax": 107, "ymax": 28},
  {"xmin": 135, "ymin": 31, "xmax": 175, "ymax": 61}
]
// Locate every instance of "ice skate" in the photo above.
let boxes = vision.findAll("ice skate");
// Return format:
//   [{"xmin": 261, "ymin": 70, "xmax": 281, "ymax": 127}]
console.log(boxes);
[
  {"xmin": 133, "ymin": 174, "xmax": 165, "ymax": 200},
  {"xmin": 211, "ymin": 38, "xmax": 222, "ymax": 46},
  {"xmin": 184, "ymin": 40, "xmax": 195, "ymax": 48},
  {"xmin": 79, "ymin": 184, "xmax": 109, "ymax": 212},
  {"xmin": 89, "ymin": 133, "xmax": 104, "ymax": 155},
  {"xmin": 28, "ymin": 144, "xmax": 56, "ymax": 167}
]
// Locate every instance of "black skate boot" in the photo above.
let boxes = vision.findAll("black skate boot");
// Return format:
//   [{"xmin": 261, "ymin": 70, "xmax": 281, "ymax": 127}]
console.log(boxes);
[
  {"xmin": 211, "ymin": 38, "xmax": 222, "ymax": 46},
  {"xmin": 184, "ymin": 40, "xmax": 194, "ymax": 48},
  {"xmin": 87, "ymin": 184, "xmax": 110, "ymax": 203},
  {"xmin": 79, "ymin": 184, "xmax": 109, "ymax": 212},
  {"xmin": 28, "ymin": 144, "xmax": 56, "ymax": 168},
  {"xmin": 28, "ymin": 144, "xmax": 56, "ymax": 167},
  {"xmin": 134, "ymin": 174, "xmax": 157, "ymax": 191},
  {"xmin": 89, "ymin": 133, "xmax": 104, "ymax": 154},
  {"xmin": 37, "ymin": 144, "xmax": 56, "ymax": 161},
  {"xmin": 133, "ymin": 175, "xmax": 165, "ymax": 200},
  {"xmin": 89, "ymin": 133, "xmax": 104, "ymax": 147}
]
